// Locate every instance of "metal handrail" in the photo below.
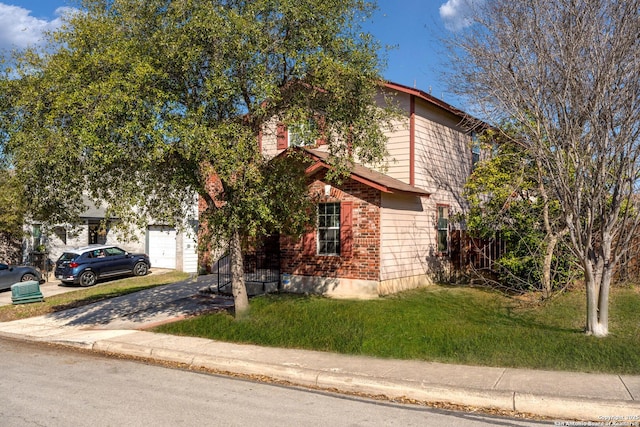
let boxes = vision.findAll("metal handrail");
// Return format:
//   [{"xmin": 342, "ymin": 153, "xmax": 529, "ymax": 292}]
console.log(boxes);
[{"xmin": 211, "ymin": 249, "xmax": 280, "ymax": 294}]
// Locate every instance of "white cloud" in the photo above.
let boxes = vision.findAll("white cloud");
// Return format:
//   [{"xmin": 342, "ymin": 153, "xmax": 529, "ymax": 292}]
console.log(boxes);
[
  {"xmin": 439, "ymin": 0, "xmax": 483, "ymax": 32},
  {"xmin": 0, "ymin": 4, "xmax": 73, "ymax": 50}
]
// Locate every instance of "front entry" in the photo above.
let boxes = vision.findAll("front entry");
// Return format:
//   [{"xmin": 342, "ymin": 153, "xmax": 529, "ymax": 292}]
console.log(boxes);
[{"xmin": 88, "ymin": 221, "xmax": 108, "ymax": 245}]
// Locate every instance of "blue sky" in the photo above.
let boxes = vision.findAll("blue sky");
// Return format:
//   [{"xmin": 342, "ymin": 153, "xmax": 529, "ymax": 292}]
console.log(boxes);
[{"xmin": 0, "ymin": 0, "xmax": 475, "ymax": 108}]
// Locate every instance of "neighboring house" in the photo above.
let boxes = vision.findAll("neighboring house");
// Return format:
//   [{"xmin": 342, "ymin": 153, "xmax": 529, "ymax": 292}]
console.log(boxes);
[
  {"xmin": 24, "ymin": 198, "xmax": 198, "ymax": 273},
  {"xmin": 251, "ymin": 81, "xmax": 481, "ymax": 298}
]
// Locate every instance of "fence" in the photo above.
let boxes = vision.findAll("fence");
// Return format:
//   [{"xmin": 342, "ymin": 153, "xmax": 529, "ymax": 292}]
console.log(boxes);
[
  {"xmin": 450, "ymin": 230, "xmax": 506, "ymax": 273},
  {"xmin": 211, "ymin": 236, "xmax": 281, "ymax": 294}
]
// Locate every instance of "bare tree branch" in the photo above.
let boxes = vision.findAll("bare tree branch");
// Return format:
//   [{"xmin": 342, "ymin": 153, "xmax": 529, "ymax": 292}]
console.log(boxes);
[{"xmin": 448, "ymin": 0, "xmax": 640, "ymax": 336}]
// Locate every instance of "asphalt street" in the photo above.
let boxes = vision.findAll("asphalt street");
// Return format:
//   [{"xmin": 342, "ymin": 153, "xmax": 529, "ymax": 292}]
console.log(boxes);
[{"xmin": 0, "ymin": 272, "xmax": 638, "ymax": 422}]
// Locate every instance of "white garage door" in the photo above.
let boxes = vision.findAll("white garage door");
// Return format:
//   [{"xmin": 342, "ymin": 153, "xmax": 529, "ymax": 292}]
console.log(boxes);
[{"xmin": 148, "ymin": 226, "xmax": 177, "ymax": 269}]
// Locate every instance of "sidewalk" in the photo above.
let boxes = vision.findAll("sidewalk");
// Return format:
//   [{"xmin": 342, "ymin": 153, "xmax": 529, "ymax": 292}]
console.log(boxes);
[{"xmin": 0, "ymin": 277, "xmax": 638, "ymax": 421}]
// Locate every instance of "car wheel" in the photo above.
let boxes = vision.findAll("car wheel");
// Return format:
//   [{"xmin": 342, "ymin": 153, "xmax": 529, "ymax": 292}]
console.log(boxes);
[
  {"xmin": 21, "ymin": 273, "xmax": 37, "ymax": 282},
  {"xmin": 133, "ymin": 262, "xmax": 148, "ymax": 276},
  {"xmin": 79, "ymin": 270, "xmax": 97, "ymax": 287}
]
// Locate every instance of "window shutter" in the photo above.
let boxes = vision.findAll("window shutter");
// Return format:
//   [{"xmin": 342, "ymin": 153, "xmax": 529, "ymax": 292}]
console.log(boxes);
[
  {"xmin": 302, "ymin": 229, "xmax": 315, "ymax": 256},
  {"xmin": 276, "ymin": 123, "xmax": 288, "ymax": 150},
  {"xmin": 316, "ymin": 115, "xmax": 327, "ymax": 146},
  {"xmin": 346, "ymin": 125, "xmax": 354, "ymax": 154},
  {"xmin": 340, "ymin": 201, "xmax": 353, "ymax": 258}
]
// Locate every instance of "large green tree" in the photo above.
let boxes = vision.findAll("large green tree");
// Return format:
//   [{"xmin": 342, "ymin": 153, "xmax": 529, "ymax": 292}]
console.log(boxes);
[
  {"xmin": 2, "ymin": 0, "xmax": 391, "ymax": 316},
  {"xmin": 0, "ymin": 70, "xmax": 26, "ymax": 241},
  {"xmin": 0, "ymin": 170, "xmax": 25, "ymax": 237},
  {"xmin": 448, "ymin": 0, "xmax": 640, "ymax": 336},
  {"xmin": 464, "ymin": 126, "xmax": 574, "ymax": 298}
]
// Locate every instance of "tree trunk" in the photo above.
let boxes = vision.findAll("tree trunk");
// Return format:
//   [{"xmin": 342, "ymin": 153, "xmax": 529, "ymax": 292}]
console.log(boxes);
[
  {"xmin": 541, "ymin": 234, "xmax": 558, "ymax": 299},
  {"xmin": 537, "ymin": 160, "xmax": 567, "ymax": 300},
  {"xmin": 584, "ymin": 257, "xmax": 610, "ymax": 337},
  {"xmin": 229, "ymin": 228, "xmax": 250, "ymax": 318}
]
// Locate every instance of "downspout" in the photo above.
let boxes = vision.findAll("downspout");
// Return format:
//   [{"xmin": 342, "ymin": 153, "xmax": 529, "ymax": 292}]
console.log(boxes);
[{"xmin": 410, "ymin": 94, "xmax": 416, "ymax": 186}]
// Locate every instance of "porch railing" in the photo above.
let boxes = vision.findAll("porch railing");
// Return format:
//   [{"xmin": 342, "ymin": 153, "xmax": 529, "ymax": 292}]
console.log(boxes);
[{"xmin": 212, "ymin": 250, "xmax": 280, "ymax": 295}]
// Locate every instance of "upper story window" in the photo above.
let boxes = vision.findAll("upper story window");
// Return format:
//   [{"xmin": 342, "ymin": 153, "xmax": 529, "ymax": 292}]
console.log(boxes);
[
  {"xmin": 288, "ymin": 120, "xmax": 318, "ymax": 147},
  {"xmin": 276, "ymin": 116, "xmax": 326, "ymax": 150}
]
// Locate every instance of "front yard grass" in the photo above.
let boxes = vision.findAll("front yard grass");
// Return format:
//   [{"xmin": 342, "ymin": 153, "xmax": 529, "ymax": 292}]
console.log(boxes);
[
  {"xmin": 0, "ymin": 271, "xmax": 190, "ymax": 322},
  {"xmin": 154, "ymin": 283, "xmax": 640, "ymax": 374}
]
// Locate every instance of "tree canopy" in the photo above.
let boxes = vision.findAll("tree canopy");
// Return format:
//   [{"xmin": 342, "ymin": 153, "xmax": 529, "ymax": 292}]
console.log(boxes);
[
  {"xmin": 0, "ymin": 70, "xmax": 26, "ymax": 238},
  {"xmin": 464, "ymin": 125, "xmax": 575, "ymax": 298},
  {"xmin": 1, "ymin": 0, "xmax": 391, "ymax": 315},
  {"xmin": 449, "ymin": 0, "xmax": 640, "ymax": 336}
]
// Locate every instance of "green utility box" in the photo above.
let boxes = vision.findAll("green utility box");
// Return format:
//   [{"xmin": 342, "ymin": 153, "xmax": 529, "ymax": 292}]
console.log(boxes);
[{"xmin": 11, "ymin": 280, "xmax": 44, "ymax": 304}]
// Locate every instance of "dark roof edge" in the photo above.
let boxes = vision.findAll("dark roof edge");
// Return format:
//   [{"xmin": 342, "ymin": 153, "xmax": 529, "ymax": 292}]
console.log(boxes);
[{"xmin": 383, "ymin": 81, "xmax": 489, "ymax": 132}]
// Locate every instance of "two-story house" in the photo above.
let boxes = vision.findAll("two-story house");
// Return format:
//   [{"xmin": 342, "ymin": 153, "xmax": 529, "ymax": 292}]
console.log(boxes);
[{"xmin": 256, "ymin": 81, "xmax": 477, "ymax": 298}]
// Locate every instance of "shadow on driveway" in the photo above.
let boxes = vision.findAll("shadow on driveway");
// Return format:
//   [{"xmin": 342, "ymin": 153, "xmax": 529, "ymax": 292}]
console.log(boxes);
[{"xmin": 46, "ymin": 275, "xmax": 233, "ymax": 329}]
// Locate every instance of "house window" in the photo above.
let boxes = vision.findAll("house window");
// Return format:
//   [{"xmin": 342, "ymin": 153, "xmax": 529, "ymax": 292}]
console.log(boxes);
[
  {"xmin": 472, "ymin": 144, "xmax": 481, "ymax": 169},
  {"xmin": 318, "ymin": 203, "xmax": 341, "ymax": 255},
  {"xmin": 437, "ymin": 205, "xmax": 449, "ymax": 253},
  {"xmin": 32, "ymin": 224, "xmax": 42, "ymax": 250},
  {"xmin": 288, "ymin": 119, "xmax": 318, "ymax": 147},
  {"xmin": 471, "ymin": 132, "xmax": 481, "ymax": 169},
  {"xmin": 277, "ymin": 117, "xmax": 325, "ymax": 150}
]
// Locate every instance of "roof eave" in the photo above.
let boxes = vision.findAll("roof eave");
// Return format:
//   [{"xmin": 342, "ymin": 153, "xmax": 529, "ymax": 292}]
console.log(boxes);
[{"xmin": 304, "ymin": 157, "xmax": 430, "ymax": 198}]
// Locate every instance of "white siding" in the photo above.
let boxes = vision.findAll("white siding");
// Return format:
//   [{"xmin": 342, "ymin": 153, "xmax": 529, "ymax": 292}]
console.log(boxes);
[
  {"xmin": 412, "ymin": 99, "xmax": 471, "ymax": 214},
  {"xmin": 105, "ymin": 225, "xmax": 146, "ymax": 254},
  {"xmin": 377, "ymin": 91, "xmax": 412, "ymax": 183},
  {"xmin": 261, "ymin": 118, "xmax": 281, "ymax": 159},
  {"xmin": 29, "ymin": 221, "xmax": 146, "ymax": 263},
  {"xmin": 179, "ymin": 221, "xmax": 199, "ymax": 273}
]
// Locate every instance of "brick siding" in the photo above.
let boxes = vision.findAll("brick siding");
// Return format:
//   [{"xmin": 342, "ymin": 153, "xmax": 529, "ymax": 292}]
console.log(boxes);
[{"xmin": 280, "ymin": 177, "xmax": 381, "ymax": 281}]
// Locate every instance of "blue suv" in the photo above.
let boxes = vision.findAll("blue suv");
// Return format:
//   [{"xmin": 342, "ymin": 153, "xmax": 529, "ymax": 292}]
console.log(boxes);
[{"xmin": 55, "ymin": 245, "xmax": 151, "ymax": 287}]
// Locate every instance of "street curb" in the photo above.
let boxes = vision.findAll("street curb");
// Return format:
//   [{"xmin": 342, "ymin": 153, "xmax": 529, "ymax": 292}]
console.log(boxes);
[
  {"xmin": 514, "ymin": 393, "xmax": 640, "ymax": 420},
  {"xmin": 94, "ymin": 338, "xmax": 514, "ymax": 411},
  {"xmin": 88, "ymin": 338, "xmax": 640, "ymax": 420},
  {"xmin": 314, "ymin": 371, "xmax": 516, "ymax": 411}
]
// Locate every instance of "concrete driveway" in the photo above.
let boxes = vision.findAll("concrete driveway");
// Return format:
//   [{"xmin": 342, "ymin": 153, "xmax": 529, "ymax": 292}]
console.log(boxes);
[
  {"xmin": 0, "ymin": 277, "xmax": 71, "ymax": 306},
  {"xmin": 0, "ymin": 269, "xmax": 233, "ymax": 329},
  {"xmin": 0, "ymin": 271, "xmax": 233, "ymax": 330},
  {"xmin": 0, "ymin": 268, "xmax": 183, "ymax": 307},
  {"xmin": 44, "ymin": 274, "xmax": 233, "ymax": 329}
]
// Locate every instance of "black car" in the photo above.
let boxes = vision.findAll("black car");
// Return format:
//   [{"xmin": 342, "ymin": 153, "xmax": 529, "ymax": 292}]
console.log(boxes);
[
  {"xmin": 54, "ymin": 245, "xmax": 151, "ymax": 287},
  {"xmin": 0, "ymin": 263, "xmax": 43, "ymax": 292}
]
